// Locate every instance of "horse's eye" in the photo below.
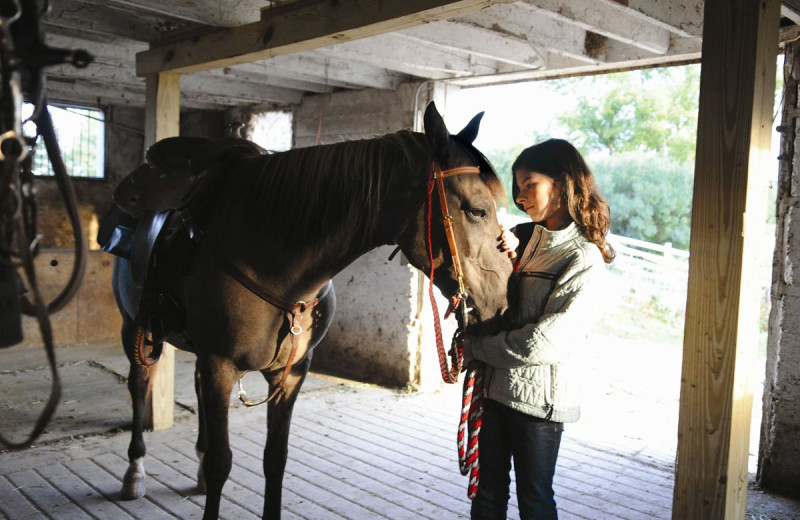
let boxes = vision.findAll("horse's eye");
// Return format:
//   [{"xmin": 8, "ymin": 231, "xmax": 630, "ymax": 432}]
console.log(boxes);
[{"xmin": 467, "ymin": 208, "xmax": 486, "ymax": 219}]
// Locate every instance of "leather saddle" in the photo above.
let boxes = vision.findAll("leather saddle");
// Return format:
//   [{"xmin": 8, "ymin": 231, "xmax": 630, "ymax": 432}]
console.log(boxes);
[{"xmin": 98, "ymin": 136, "xmax": 266, "ymax": 285}]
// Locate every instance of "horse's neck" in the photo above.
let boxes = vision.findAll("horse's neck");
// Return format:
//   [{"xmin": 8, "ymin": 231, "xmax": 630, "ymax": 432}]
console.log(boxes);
[{"xmin": 210, "ymin": 131, "xmax": 430, "ymax": 290}]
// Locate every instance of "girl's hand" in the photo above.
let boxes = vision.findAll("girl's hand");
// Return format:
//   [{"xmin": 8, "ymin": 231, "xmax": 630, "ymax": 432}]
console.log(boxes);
[{"xmin": 498, "ymin": 225, "xmax": 518, "ymax": 259}]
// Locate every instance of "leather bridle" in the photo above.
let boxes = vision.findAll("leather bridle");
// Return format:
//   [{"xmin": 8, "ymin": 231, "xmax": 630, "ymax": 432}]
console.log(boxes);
[{"xmin": 426, "ymin": 162, "xmax": 482, "ymax": 383}]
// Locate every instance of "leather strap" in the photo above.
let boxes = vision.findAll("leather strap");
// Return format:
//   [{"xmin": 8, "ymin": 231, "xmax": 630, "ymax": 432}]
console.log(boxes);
[
  {"xmin": 434, "ymin": 164, "xmax": 480, "ymax": 299},
  {"xmin": 218, "ymin": 256, "xmax": 326, "ymax": 402}
]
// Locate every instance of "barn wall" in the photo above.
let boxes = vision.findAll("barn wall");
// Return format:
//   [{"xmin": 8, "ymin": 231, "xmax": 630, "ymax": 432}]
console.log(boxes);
[
  {"xmin": 18, "ymin": 106, "xmax": 226, "ymax": 348},
  {"xmin": 291, "ymin": 82, "xmax": 461, "ymax": 388},
  {"xmin": 759, "ymin": 41, "xmax": 800, "ymax": 496}
]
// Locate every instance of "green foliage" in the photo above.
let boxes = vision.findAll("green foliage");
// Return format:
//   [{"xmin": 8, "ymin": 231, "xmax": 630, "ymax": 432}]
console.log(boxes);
[
  {"xmin": 594, "ymin": 152, "xmax": 693, "ymax": 249},
  {"xmin": 555, "ymin": 66, "xmax": 700, "ymax": 162},
  {"xmin": 483, "ymin": 144, "xmax": 527, "ymax": 215}
]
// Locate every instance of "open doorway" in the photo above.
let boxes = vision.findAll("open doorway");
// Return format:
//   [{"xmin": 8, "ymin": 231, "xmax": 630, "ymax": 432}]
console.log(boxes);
[{"xmin": 445, "ymin": 60, "xmax": 780, "ymax": 487}]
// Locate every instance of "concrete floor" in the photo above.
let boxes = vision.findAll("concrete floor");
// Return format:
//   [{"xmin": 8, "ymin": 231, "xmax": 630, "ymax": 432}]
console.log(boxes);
[{"xmin": 1, "ymin": 342, "xmax": 799, "ymax": 519}]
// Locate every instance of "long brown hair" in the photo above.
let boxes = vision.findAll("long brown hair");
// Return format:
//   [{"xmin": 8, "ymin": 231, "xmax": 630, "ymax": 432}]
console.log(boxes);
[{"xmin": 512, "ymin": 139, "xmax": 615, "ymax": 263}]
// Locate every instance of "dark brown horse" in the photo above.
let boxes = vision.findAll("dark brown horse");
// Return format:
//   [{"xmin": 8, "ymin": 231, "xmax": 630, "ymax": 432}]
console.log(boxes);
[{"xmin": 106, "ymin": 101, "xmax": 512, "ymax": 519}]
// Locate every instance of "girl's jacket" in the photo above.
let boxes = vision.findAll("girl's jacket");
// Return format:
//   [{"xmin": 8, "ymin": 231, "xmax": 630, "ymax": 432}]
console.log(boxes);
[{"xmin": 467, "ymin": 221, "xmax": 607, "ymax": 423}]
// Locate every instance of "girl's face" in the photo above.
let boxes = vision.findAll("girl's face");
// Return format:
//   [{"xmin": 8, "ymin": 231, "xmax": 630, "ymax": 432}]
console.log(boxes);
[{"xmin": 514, "ymin": 169, "xmax": 571, "ymax": 230}]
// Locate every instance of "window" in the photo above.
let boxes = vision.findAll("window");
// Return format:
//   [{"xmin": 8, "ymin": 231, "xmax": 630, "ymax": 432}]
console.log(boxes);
[
  {"xmin": 248, "ymin": 110, "xmax": 292, "ymax": 152},
  {"xmin": 22, "ymin": 104, "xmax": 106, "ymax": 179}
]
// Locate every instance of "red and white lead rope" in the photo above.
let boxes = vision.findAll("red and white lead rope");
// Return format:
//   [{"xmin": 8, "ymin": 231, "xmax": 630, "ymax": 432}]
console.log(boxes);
[
  {"xmin": 457, "ymin": 361, "xmax": 484, "ymax": 499},
  {"xmin": 425, "ymin": 164, "xmax": 484, "ymax": 498}
]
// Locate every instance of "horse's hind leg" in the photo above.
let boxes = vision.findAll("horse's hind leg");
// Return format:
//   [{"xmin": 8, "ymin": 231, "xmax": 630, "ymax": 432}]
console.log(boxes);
[
  {"xmin": 196, "ymin": 353, "xmax": 238, "ymax": 520},
  {"xmin": 121, "ymin": 319, "xmax": 151, "ymax": 500},
  {"xmin": 194, "ymin": 359, "xmax": 207, "ymax": 494},
  {"xmin": 262, "ymin": 356, "xmax": 312, "ymax": 520}
]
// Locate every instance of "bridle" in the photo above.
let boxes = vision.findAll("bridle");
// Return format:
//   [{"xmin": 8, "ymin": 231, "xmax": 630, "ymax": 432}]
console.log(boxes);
[
  {"xmin": 425, "ymin": 162, "xmax": 481, "ymax": 384},
  {"xmin": 426, "ymin": 161, "xmax": 489, "ymax": 500}
]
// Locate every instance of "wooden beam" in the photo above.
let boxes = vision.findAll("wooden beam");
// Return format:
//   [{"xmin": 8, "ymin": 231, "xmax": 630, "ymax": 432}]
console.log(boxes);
[
  {"xmin": 672, "ymin": 0, "xmax": 780, "ymax": 518},
  {"xmin": 135, "ymin": 0, "xmax": 517, "ymax": 75},
  {"xmin": 143, "ymin": 72, "xmax": 180, "ymax": 432},
  {"xmin": 520, "ymin": 0, "xmax": 671, "ymax": 54},
  {"xmin": 399, "ymin": 20, "xmax": 544, "ymax": 69},
  {"xmin": 463, "ymin": 3, "xmax": 603, "ymax": 64},
  {"xmin": 600, "ymin": 0, "xmax": 703, "ymax": 38},
  {"xmin": 318, "ymin": 33, "xmax": 498, "ymax": 78}
]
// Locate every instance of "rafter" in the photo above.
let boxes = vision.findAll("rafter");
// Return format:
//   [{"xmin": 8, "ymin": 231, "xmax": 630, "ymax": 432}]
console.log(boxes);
[
  {"xmin": 518, "ymin": 0, "xmax": 671, "ymax": 54},
  {"xmin": 462, "ymin": 3, "xmax": 601, "ymax": 64},
  {"xmin": 135, "ymin": 0, "xmax": 518, "ymax": 75},
  {"xmin": 398, "ymin": 20, "xmax": 544, "ymax": 69},
  {"xmin": 599, "ymin": 0, "xmax": 703, "ymax": 38},
  {"xmin": 317, "ymin": 33, "xmax": 499, "ymax": 79}
]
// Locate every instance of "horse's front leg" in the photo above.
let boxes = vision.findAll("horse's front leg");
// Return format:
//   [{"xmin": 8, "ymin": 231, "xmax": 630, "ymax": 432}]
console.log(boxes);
[
  {"xmin": 262, "ymin": 356, "xmax": 311, "ymax": 520},
  {"xmin": 121, "ymin": 320, "xmax": 150, "ymax": 500},
  {"xmin": 196, "ymin": 353, "xmax": 238, "ymax": 520}
]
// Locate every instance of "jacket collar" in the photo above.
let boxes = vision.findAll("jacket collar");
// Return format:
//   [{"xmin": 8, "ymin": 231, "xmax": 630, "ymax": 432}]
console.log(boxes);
[{"xmin": 529, "ymin": 221, "xmax": 581, "ymax": 250}]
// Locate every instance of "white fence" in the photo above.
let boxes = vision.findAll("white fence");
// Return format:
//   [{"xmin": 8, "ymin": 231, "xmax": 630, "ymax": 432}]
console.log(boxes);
[
  {"xmin": 607, "ymin": 234, "xmax": 689, "ymax": 316},
  {"xmin": 498, "ymin": 212, "xmax": 773, "ymax": 321}
]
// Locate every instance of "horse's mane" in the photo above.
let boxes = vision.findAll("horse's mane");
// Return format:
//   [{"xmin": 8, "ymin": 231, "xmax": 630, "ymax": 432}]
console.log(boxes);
[
  {"xmin": 219, "ymin": 130, "xmax": 428, "ymax": 250},
  {"xmin": 217, "ymin": 129, "xmax": 506, "ymax": 253}
]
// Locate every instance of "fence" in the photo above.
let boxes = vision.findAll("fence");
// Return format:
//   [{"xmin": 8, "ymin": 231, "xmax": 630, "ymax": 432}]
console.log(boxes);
[{"xmin": 607, "ymin": 234, "xmax": 689, "ymax": 317}]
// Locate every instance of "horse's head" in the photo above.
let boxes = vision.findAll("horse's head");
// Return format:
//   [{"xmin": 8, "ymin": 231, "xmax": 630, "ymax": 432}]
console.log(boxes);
[{"xmin": 398, "ymin": 101, "xmax": 512, "ymax": 334}]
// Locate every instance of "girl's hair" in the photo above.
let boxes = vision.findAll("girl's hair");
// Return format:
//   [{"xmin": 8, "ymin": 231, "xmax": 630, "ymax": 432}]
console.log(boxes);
[{"xmin": 512, "ymin": 139, "xmax": 615, "ymax": 263}]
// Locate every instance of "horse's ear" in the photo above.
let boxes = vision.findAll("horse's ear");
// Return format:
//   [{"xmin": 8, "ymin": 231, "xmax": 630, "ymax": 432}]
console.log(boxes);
[
  {"xmin": 456, "ymin": 111, "xmax": 484, "ymax": 144},
  {"xmin": 424, "ymin": 101, "xmax": 450, "ymax": 163}
]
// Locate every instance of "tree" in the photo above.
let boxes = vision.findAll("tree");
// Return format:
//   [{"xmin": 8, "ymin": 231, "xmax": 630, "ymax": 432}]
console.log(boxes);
[
  {"xmin": 555, "ymin": 66, "xmax": 700, "ymax": 162},
  {"xmin": 594, "ymin": 152, "xmax": 693, "ymax": 249}
]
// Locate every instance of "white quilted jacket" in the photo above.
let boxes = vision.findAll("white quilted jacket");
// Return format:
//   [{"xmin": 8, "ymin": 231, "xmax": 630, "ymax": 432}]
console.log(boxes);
[{"xmin": 467, "ymin": 221, "xmax": 607, "ymax": 423}]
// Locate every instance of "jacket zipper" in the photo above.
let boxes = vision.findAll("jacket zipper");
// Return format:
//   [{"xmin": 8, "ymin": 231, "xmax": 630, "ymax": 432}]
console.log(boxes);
[{"xmin": 545, "ymin": 365, "xmax": 556, "ymax": 421}]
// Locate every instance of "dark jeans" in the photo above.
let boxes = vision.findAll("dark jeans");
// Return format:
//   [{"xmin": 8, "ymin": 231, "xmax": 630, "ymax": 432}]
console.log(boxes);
[{"xmin": 470, "ymin": 399, "xmax": 563, "ymax": 520}]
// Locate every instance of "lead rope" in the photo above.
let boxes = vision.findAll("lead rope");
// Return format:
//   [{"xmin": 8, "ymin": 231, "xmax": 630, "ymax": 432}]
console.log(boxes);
[
  {"xmin": 425, "ymin": 165, "xmax": 484, "ymax": 499},
  {"xmin": 458, "ymin": 360, "xmax": 484, "ymax": 499}
]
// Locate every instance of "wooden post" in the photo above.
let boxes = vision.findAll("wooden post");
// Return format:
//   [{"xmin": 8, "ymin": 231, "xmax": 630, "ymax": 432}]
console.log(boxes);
[
  {"xmin": 143, "ymin": 72, "xmax": 180, "ymax": 431},
  {"xmin": 672, "ymin": 0, "xmax": 779, "ymax": 518}
]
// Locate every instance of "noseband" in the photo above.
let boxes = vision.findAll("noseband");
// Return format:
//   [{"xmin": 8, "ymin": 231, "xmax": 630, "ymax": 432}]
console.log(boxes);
[{"xmin": 426, "ymin": 162, "xmax": 481, "ymax": 384}]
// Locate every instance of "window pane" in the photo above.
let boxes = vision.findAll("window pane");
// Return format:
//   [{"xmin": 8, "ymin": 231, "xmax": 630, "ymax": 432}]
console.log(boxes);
[{"xmin": 22, "ymin": 104, "xmax": 105, "ymax": 179}]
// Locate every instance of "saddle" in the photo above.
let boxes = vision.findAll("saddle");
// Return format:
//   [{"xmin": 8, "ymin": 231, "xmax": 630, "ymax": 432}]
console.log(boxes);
[
  {"xmin": 97, "ymin": 136, "xmax": 267, "ymax": 361},
  {"xmin": 98, "ymin": 136, "xmax": 266, "ymax": 283}
]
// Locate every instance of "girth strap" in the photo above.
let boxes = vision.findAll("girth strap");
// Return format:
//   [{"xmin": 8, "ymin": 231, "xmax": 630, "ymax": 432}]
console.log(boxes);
[{"xmin": 218, "ymin": 257, "xmax": 323, "ymax": 402}]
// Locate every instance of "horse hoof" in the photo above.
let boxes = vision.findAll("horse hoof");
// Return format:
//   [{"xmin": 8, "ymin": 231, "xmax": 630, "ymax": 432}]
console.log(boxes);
[
  {"xmin": 121, "ymin": 479, "xmax": 146, "ymax": 500},
  {"xmin": 121, "ymin": 459, "xmax": 146, "ymax": 500}
]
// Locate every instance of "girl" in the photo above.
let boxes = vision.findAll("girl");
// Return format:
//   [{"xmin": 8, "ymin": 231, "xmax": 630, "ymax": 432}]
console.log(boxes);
[{"xmin": 465, "ymin": 138, "xmax": 615, "ymax": 520}]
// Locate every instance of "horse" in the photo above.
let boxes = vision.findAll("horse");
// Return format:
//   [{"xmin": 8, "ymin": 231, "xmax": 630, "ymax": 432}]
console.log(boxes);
[{"xmin": 105, "ymin": 101, "xmax": 513, "ymax": 519}]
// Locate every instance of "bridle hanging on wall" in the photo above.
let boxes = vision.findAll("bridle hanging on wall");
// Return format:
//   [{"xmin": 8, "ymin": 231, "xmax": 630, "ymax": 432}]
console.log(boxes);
[{"xmin": 0, "ymin": 0, "xmax": 93, "ymax": 450}]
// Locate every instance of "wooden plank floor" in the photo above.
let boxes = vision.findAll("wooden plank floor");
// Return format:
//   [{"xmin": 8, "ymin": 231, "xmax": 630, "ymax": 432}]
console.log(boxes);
[{"xmin": 1, "ymin": 342, "xmax": 798, "ymax": 519}]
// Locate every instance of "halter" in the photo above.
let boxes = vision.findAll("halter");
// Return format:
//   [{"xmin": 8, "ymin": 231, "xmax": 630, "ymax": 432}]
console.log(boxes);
[{"xmin": 426, "ymin": 162, "xmax": 480, "ymax": 384}]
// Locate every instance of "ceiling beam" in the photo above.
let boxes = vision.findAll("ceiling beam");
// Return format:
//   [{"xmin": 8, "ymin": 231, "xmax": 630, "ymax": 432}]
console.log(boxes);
[
  {"xmin": 243, "ymin": 53, "xmax": 407, "ymax": 90},
  {"xmin": 78, "ymin": 0, "xmax": 266, "ymax": 27},
  {"xmin": 462, "ymin": 3, "xmax": 601, "ymax": 64},
  {"xmin": 398, "ymin": 20, "xmax": 544, "ymax": 69},
  {"xmin": 135, "ymin": 0, "xmax": 517, "ymax": 76},
  {"xmin": 316, "ymin": 35, "xmax": 498, "ymax": 79},
  {"xmin": 448, "ymin": 37, "xmax": 701, "ymax": 87},
  {"xmin": 44, "ymin": 1, "xmax": 162, "ymax": 42},
  {"xmin": 518, "ymin": 0, "xmax": 671, "ymax": 54},
  {"xmin": 599, "ymin": 0, "xmax": 703, "ymax": 38}
]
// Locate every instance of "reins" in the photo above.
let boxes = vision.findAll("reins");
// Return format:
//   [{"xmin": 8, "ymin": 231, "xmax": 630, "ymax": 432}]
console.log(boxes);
[{"xmin": 426, "ymin": 162, "xmax": 486, "ymax": 500}]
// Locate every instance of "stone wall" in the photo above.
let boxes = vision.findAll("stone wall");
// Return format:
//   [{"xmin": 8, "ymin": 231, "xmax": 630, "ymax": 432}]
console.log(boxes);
[{"xmin": 759, "ymin": 41, "xmax": 800, "ymax": 496}]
